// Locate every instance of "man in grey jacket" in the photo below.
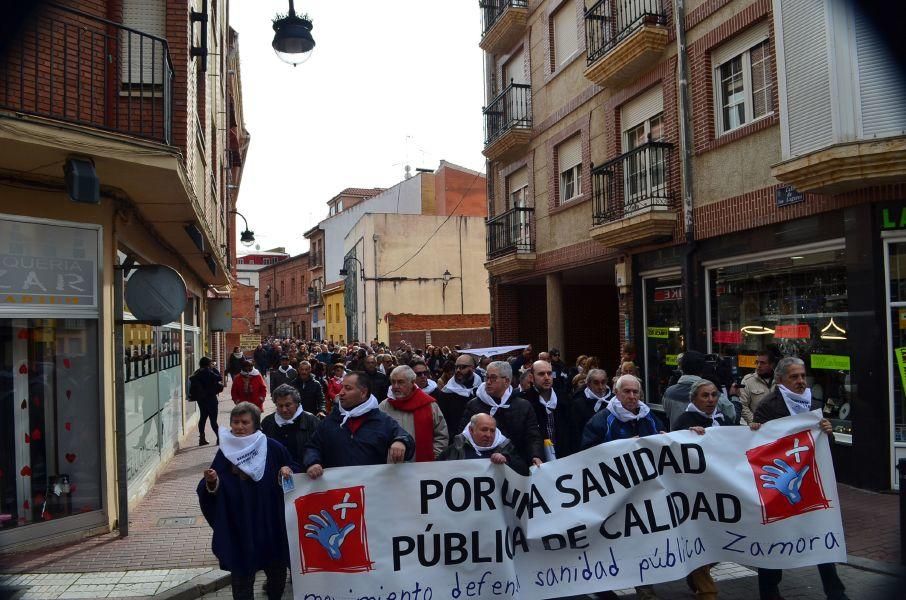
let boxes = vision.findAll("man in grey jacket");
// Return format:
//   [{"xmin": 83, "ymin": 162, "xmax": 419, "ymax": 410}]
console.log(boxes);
[{"xmin": 661, "ymin": 351, "xmax": 707, "ymax": 427}]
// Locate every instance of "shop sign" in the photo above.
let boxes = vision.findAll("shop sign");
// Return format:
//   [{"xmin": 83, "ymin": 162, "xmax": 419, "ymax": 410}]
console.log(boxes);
[
  {"xmin": 0, "ymin": 218, "xmax": 98, "ymax": 311},
  {"xmin": 738, "ymin": 355, "xmax": 757, "ymax": 369},
  {"xmin": 775, "ymin": 185, "xmax": 805, "ymax": 207},
  {"xmin": 774, "ymin": 324, "xmax": 811, "ymax": 339},
  {"xmin": 899, "ymin": 308, "xmax": 906, "ymax": 330},
  {"xmin": 665, "ymin": 354, "xmax": 678, "ymax": 366},
  {"xmin": 647, "ymin": 326, "xmax": 669, "ymax": 339},
  {"xmin": 895, "ymin": 348, "xmax": 906, "ymax": 396},
  {"xmin": 810, "ymin": 354, "xmax": 851, "ymax": 371},
  {"xmin": 880, "ymin": 206, "xmax": 906, "ymax": 230},
  {"xmin": 239, "ymin": 334, "xmax": 261, "ymax": 350},
  {"xmin": 713, "ymin": 329, "xmax": 742, "ymax": 344},
  {"xmin": 653, "ymin": 286, "xmax": 683, "ymax": 302}
]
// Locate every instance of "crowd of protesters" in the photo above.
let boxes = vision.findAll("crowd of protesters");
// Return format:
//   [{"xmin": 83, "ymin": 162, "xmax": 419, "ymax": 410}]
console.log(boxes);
[{"xmin": 192, "ymin": 337, "xmax": 848, "ymax": 600}]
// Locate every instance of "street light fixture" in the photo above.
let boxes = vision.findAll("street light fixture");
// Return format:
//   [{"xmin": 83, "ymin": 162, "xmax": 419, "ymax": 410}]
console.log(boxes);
[
  {"xmin": 229, "ymin": 210, "xmax": 255, "ymax": 247},
  {"xmin": 339, "ymin": 256, "xmax": 365, "ymax": 278},
  {"xmin": 272, "ymin": 0, "xmax": 315, "ymax": 66}
]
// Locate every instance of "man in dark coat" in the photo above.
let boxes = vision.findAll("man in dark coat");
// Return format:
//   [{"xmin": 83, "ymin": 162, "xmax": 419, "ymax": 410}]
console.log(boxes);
[
  {"xmin": 363, "ymin": 354, "xmax": 391, "ymax": 401},
  {"xmin": 458, "ymin": 361, "xmax": 544, "ymax": 468},
  {"xmin": 269, "ymin": 355, "xmax": 297, "ymax": 391},
  {"xmin": 519, "ymin": 360, "xmax": 574, "ymax": 458},
  {"xmin": 752, "ymin": 357, "xmax": 847, "ymax": 600},
  {"xmin": 261, "ymin": 384, "xmax": 320, "ymax": 465},
  {"xmin": 292, "ymin": 360, "xmax": 326, "ymax": 417},
  {"xmin": 434, "ymin": 354, "xmax": 482, "ymax": 432},
  {"xmin": 189, "ymin": 356, "xmax": 223, "ymax": 446},
  {"xmin": 547, "ymin": 348, "xmax": 571, "ymax": 399},
  {"xmin": 304, "ymin": 372, "xmax": 414, "ymax": 477},
  {"xmin": 661, "ymin": 350, "xmax": 706, "ymax": 429},
  {"xmin": 570, "ymin": 368, "xmax": 613, "ymax": 445},
  {"xmin": 439, "ymin": 413, "xmax": 528, "ymax": 475}
]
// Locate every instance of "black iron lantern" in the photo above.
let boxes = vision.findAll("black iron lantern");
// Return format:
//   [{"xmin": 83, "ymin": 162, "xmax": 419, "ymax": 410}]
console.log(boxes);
[{"xmin": 272, "ymin": 1, "xmax": 315, "ymax": 66}]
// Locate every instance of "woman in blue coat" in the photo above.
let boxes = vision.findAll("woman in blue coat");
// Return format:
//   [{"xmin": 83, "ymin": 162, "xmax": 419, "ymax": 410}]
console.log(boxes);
[{"xmin": 198, "ymin": 402, "xmax": 299, "ymax": 600}]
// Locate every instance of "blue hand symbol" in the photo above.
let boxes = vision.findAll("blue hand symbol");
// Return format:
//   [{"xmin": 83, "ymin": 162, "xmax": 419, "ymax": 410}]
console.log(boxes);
[
  {"xmin": 760, "ymin": 458, "xmax": 810, "ymax": 505},
  {"xmin": 303, "ymin": 510, "xmax": 355, "ymax": 560}
]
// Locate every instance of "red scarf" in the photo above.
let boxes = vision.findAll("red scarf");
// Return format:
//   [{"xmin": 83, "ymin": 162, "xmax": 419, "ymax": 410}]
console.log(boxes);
[{"xmin": 388, "ymin": 387, "xmax": 436, "ymax": 462}]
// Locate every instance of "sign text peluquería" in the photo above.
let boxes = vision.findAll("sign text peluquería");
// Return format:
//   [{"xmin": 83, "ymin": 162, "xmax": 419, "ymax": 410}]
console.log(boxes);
[
  {"xmin": 284, "ymin": 411, "xmax": 846, "ymax": 600},
  {"xmin": 0, "ymin": 254, "xmax": 96, "ymax": 305}
]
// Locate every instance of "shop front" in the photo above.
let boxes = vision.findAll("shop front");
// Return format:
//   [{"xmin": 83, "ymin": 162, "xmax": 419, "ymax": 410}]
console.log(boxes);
[{"xmin": 0, "ymin": 215, "xmax": 106, "ymax": 548}]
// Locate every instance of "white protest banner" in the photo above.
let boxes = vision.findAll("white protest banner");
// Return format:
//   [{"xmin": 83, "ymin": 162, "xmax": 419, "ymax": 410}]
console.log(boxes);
[{"xmin": 284, "ymin": 411, "xmax": 845, "ymax": 600}]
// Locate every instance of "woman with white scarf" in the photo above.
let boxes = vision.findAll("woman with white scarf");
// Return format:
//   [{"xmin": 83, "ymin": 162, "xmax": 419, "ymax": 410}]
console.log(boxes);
[{"xmin": 198, "ymin": 402, "xmax": 299, "ymax": 600}]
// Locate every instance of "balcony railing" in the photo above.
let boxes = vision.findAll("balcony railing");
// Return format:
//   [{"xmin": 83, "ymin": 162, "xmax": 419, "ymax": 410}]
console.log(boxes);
[
  {"xmin": 483, "ymin": 82, "xmax": 532, "ymax": 146},
  {"xmin": 480, "ymin": 0, "xmax": 529, "ymax": 36},
  {"xmin": 487, "ymin": 206, "xmax": 534, "ymax": 258},
  {"xmin": 585, "ymin": 0, "xmax": 667, "ymax": 65},
  {"xmin": 0, "ymin": 3, "xmax": 173, "ymax": 144},
  {"xmin": 592, "ymin": 141, "xmax": 674, "ymax": 225}
]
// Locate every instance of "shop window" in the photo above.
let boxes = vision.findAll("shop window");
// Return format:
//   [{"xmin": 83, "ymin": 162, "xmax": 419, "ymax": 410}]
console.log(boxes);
[
  {"xmin": 886, "ymin": 241, "xmax": 906, "ymax": 449},
  {"xmin": 1, "ymin": 319, "xmax": 102, "ymax": 528},
  {"xmin": 708, "ymin": 248, "xmax": 852, "ymax": 438},
  {"xmin": 642, "ymin": 274, "xmax": 685, "ymax": 408}
]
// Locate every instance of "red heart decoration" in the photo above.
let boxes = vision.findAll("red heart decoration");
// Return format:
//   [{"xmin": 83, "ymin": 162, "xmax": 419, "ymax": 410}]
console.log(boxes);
[
  {"xmin": 31, "ymin": 428, "xmax": 41, "ymax": 441},
  {"xmin": 20, "ymin": 465, "xmax": 31, "ymax": 477},
  {"xmin": 18, "ymin": 364, "xmax": 27, "ymax": 375},
  {"xmin": 17, "ymin": 329, "xmax": 29, "ymax": 340},
  {"xmin": 23, "ymin": 500, "xmax": 29, "ymax": 510},
  {"xmin": 63, "ymin": 358, "xmax": 71, "ymax": 369},
  {"xmin": 24, "ymin": 434, "xmax": 30, "ymax": 444},
  {"xmin": 65, "ymin": 390, "xmax": 71, "ymax": 400},
  {"xmin": 65, "ymin": 422, "xmax": 72, "ymax": 431},
  {"xmin": 65, "ymin": 453, "xmax": 76, "ymax": 463},
  {"xmin": 20, "ymin": 399, "xmax": 26, "ymax": 410}
]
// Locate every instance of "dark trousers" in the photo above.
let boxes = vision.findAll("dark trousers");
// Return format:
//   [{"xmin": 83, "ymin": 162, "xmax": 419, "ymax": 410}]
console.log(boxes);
[
  {"xmin": 758, "ymin": 563, "xmax": 846, "ymax": 599},
  {"xmin": 230, "ymin": 563, "xmax": 287, "ymax": 600},
  {"xmin": 198, "ymin": 398, "xmax": 218, "ymax": 442}
]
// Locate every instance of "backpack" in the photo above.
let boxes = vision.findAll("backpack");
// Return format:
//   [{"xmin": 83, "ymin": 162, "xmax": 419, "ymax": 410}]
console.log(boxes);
[{"xmin": 188, "ymin": 372, "xmax": 205, "ymax": 402}]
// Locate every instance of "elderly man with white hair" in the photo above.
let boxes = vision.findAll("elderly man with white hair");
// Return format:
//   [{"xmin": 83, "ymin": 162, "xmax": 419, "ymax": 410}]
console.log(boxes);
[
  {"xmin": 379, "ymin": 365, "xmax": 448, "ymax": 462},
  {"xmin": 438, "ymin": 413, "xmax": 528, "ymax": 475},
  {"xmin": 581, "ymin": 374, "xmax": 662, "ymax": 450}
]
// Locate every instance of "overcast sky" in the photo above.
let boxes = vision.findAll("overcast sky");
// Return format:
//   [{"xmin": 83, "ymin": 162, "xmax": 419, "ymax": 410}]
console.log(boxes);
[{"xmin": 229, "ymin": 1, "xmax": 486, "ymax": 255}]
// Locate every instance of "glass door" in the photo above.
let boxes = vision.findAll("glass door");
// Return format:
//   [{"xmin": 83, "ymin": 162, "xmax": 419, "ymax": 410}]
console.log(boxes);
[{"xmin": 886, "ymin": 239, "xmax": 906, "ymax": 488}]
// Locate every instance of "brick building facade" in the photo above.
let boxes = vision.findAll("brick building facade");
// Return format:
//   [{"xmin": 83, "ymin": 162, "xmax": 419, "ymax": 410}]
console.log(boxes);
[
  {"xmin": 257, "ymin": 252, "xmax": 312, "ymax": 340},
  {"xmin": 480, "ymin": 0, "xmax": 906, "ymax": 490}
]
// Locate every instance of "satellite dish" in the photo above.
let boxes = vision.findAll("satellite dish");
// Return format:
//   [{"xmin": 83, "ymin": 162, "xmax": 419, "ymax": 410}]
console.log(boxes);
[{"xmin": 125, "ymin": 265, "xmax": 187, "ymax": 324}]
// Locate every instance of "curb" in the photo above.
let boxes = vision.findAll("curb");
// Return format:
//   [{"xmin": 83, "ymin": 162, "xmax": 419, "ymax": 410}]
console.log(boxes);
[
  {"xmin": 151, "ymin": 570, "xmax": 231, "ymax": 600},
  {"xmin": 845, "ymin": 555, "xmax": 906, "ymax": 578}
]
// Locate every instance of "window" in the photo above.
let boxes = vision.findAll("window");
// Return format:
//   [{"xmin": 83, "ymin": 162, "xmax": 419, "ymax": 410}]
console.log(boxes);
[
  {"xmin": 624, "ymin": 114, "xmax": 665, "ymax": 202},
  {"xmin": 713, "ymin": 25, "xmax": 773, "ymax": 134},
  {"xmin": 290, "ymin": 278, "xmax": 295, "ymax": 297},
  {"xmin": 552, "ymin": 2, "xmax": 578, "ymax": 68},
  {"xmin": 120, "ymin": 1, "xmax": 166, "ymax": 86},
  {"xmin": 507, "ymin": 167, "xmax": 529, "ymax": 209},
  {"xmin": 557, "ymin": 135, "xmax": 582, "ymax": 204}
]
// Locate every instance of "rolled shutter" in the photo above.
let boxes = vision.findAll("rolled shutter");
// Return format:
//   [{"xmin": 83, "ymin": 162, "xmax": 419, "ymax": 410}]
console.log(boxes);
[
  {"xmin": 553, "ymin": 4, "xmax": 578, "ymax": 66},
  {"xmin": 508, "ymin": 167, "xmax": 529, "ymax": 192},
  {"xmin": 558, "ymin": 135, "xmax": 582, "ymax": 172},
  {"xmin": 855, "ymin": 9, "xmax": 906, "ymax": 138},
  {"xmin": 621, "ymin": 86, "xmax": 664, "ymax": 132},
  {"xmin": 712, "ymin": 21, "xmax": 770, "ymax": 68},
  {"xmin": 121, "ymin": 1, "xmax": 166, "ymax": 85}
]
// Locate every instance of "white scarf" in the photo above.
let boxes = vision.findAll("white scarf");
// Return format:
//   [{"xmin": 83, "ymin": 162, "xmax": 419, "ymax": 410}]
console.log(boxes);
[
  {"xmin": 535, "ymin": 387, "xmax": 558, "ymax": 414},
  {"xmin": 443, "ymin": 373, "xmax": 480, "ymax": 397},
  {"xmin": 278, "ymin": 365, "xmax": 293, "ymax": 375},
  {"xmin": 778, "ymin": 384, "xmax": 813, "ymax": 415},
  {"xmin": 232, "ymin": 352, "xmax": 243, "ymax": 359},
  {"xmin": 218, "ymin": 428, "xmax": 268, "ymax": 481},
  {"xmin": 240, "ymin": 367, "xmax": 261, "ymax": 378},
  {"xmin": 475, "ymin": 383, "xmax": 512, "ymax": 416},
  {"xmin": 420, "ymin": 378, "xmax": 438, "ymax": 394},
  {"xmin": 608, "ymin": 398, "xmax": 650, "ymax": 422},
  {"xmin": 274, "ymin": 405, "xmax": 305, "ymax": 427},
  {"xmin": 338, "ymin": 394, "xmax": 379, "ymax": 427},
  {"xmin": 685, "ymin": 402, "xmax": 724, "ymax": 427},
  {"xmin": 461, "ymin": 424, "xmax": 509, "ymax": 454},
  {"xmin": 585, "ymin": 386, "xmax": 613, "ymax": 413}
]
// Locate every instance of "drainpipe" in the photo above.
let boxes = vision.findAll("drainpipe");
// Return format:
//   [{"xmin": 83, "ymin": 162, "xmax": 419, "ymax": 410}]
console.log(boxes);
[{"xmin": 674, "ymin": 0, "xmax": 697, "ymax": 348}]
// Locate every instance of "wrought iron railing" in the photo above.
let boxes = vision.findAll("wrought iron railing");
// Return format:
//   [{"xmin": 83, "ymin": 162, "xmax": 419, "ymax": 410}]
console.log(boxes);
[
  {"xmin": 591, "ymin": 141, "xmax": 674, "ymax": 225},
  {"xmin": 483, "ymin": 82, "xmax": 532, "ymax": 146},
  {"xmin": 487, "ymin": 206, "xmax": 535, "ymax": 258},
  {"xmin": 0, "ymin": 3, "xmax": 173, "ymax": 144},
  {"xmin": 585, "ymin": 0, "xmax": 667, "ymax": 65},
  {"xmin": 480, "ymin": 0, "xmax": 529, "ymax": 36}
]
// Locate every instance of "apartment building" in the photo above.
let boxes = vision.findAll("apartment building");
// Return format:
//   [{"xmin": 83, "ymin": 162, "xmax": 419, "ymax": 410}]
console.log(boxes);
[
  {"xmin": 257, "ymin": 251, "xmax": 312, "ymax": 340},
  {"xmin": 0, "ymin": 0, "xmax": 248, "ymax": 549},
  {"xmin": 480, "ymin": 0, "xmax": 905, "ymax": 489}
]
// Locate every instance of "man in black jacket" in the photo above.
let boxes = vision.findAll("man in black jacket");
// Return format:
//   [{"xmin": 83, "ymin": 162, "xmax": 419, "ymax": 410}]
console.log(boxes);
[
  {"xmin": 293, "ymin": 361, "xmax": 326, "ymax": 417},
  {"xmin": 519, "ymin": 360, "xmax": 574, "ymax": 459},
  {"xmin": 269, "ymin": 355, "xmax": 297, "ymax": 391},
  {"xmin": 261, "ymin": 384, "xmax": 320, "ymax": 465},
  {"xmin": 189, "ymin": 357, "xmax": 223, "ymax": 446},
  {"xmin": 458, "ymin": 361, "xmax": 544, "ymax": 468},
  {"xmin": 752, "ymin": 357, "xmax": 848, "ymax": 600},
  {"xmin": 363, "ymin": 354, "xmax": 391, "ymax": 401},
  {"xmin": 570, "ymin": 368, "xmax": 613, "ymax": 445},
  {"xmin": 435, "ymin": 354, "xmax": 482, "ymax": 431},
  {"xmin": 439, "ymin": 413, "xmax": 527, "ymax": 475}
]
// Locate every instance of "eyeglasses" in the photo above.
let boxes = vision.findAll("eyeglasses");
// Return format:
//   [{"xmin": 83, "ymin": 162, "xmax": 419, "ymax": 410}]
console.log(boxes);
[{"xmin": 485, "ymin": 374, "xmax": 506, "ymax": 382}]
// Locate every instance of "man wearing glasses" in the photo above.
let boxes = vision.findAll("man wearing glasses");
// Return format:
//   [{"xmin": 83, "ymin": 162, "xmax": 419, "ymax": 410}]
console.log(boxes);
[
  {"xmin": 410, "ymin": 360, "xmax": 437, "ymax": 394},
  {"xmin": 434, "ymin": 354, "xmax": 482, "ymax": 434}
]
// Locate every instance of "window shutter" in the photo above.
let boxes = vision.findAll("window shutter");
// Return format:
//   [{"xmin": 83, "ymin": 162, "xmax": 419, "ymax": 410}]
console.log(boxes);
[
  {"xmin": 855, "ymin": 9, "xmax": 906, "ymax": 138},
  {"xmin": 712, "ymin": 21, "xmax": 770, "ymax": 68},
  {"xmin": 508, "ymin": 167, "xmax": 529, "ymax": 192},
  {"xmin": 553, "ymin": 4, "xmax": 578, "ymax": 66},
  {"xmin": 558, "ymin": 135, "xmax": 582, "ymax": 172},
  {"xmin": 121, "ymin": 0, "xmax": 166, "ymax": 85},
  {"xmin": 621, "ymin": 86, "xmax": 664, "ymax": 132},
  {"xmin": 504, "ymin": 51, "xmax": 527, "ymax": 86},
  {"xmin": 777, "ymin": 0, "xmax": 833, "ymax": 157}
]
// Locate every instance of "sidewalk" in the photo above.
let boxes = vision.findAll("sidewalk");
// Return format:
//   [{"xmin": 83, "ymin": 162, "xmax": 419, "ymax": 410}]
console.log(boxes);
[{"xmin": 0, "ymin": 380, "xmax": 902, "ymax": 599}]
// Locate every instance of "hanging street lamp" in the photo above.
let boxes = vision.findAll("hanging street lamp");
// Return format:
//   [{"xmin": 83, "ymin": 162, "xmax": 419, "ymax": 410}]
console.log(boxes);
[{"xmin": 272, "ymin": 0, "xmax": 315, "ymax": 66}]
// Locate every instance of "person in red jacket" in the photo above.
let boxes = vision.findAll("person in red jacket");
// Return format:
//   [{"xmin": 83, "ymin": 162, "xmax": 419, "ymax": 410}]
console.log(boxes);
[
  {"xmin": 325, "ymin": 362, "xmax": 345, "ymax": 415},
  {"xmin": 231, "ymin": 360, "xmax": 267, "ymax": 410}
]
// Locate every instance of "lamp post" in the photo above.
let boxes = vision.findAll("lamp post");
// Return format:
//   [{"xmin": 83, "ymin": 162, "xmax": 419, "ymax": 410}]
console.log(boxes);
[
  {"xmin": 228, "ymin": 210, "xmax": 255, "ymax": 247},
  {"xmin": 339, "ymin": 256, "xmax": 367, "ymax": 342},
  {"xmin": 272, "ymin": 0, "xmax": 315, "ymax": 66}
]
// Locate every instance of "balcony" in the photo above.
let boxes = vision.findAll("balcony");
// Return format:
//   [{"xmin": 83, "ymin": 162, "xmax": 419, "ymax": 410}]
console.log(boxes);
[
  {"xmin": 479, "ymin": 1, "xmax": 529, "ymax": 54},
  {"xmin": 485, "ymin": 206, "xmax": 536, "ymax": 276},
  {"xmin": 771, "ymin": 137, "xmax": 906, "ymax": 195},
  {"xmin": 483, "ymin": 82, "xmax": 532, "ymax": 162},
  {"xmin": 0, "ymin": 2, "xmax": 173, "ymax": 144},
  {"xmin": 589, "ymin": 141, "xmax": 677, "ymax": 248},
  {"xmin": 583, "ymin": 0, "xmax": 668, "ymax": 89}
]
